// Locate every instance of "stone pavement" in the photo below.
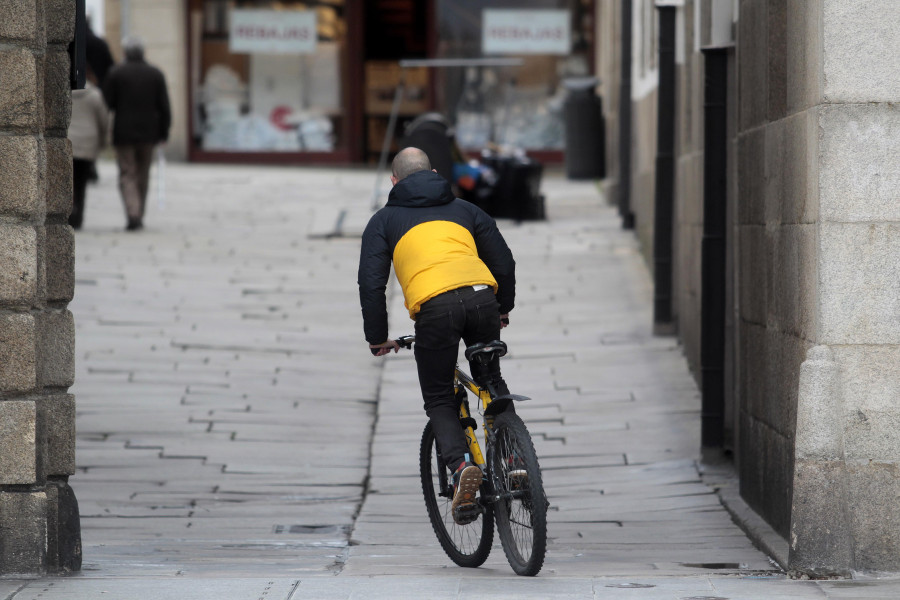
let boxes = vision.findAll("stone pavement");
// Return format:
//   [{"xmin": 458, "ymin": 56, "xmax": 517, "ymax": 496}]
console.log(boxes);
[{"xmin": 3, "ymin": 160, "xmax": 899, "ymax": 598}]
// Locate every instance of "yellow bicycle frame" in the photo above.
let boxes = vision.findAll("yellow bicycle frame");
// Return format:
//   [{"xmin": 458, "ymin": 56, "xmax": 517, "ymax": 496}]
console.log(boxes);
[{"xmin": 455, "ymin": 369, "xmax": 493, "ymax": 468}]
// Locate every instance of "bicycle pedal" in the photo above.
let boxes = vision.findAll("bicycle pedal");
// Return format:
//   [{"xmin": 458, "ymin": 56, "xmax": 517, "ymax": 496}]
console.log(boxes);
[{"xmin": 453, "ymin": 503, "xmax": 481, "ymax": 525}]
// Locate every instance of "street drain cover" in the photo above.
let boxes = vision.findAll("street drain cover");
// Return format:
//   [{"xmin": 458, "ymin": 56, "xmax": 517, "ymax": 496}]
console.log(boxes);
[{"xmin": 605, "ymin": 583, "xmax": 656, "ymax": 589}]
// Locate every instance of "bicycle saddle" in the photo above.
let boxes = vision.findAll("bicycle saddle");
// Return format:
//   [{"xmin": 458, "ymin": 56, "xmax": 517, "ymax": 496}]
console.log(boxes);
[{"xmin": 464, "ymin": 340, "xmax": 507, "ymax": 364}]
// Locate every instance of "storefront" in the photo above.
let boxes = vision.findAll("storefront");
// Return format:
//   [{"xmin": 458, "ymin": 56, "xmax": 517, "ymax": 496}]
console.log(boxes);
[{"xmin": 186, "ymin": 0, "xmax": 594, "ymax": 164}]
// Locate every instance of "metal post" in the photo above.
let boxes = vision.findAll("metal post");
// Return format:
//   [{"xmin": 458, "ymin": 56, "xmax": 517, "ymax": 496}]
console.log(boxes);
[
  {"xmin": 700, "ymin": 46, "xmax": 730, "ymax": 448},
  {"xmin": 70, "ymin": 0, "xmax": 86, "ymax": 89},
  {"xmin": 652, "ymin": 3, "xmax": 677, "ymax": 334},
  {"xmin": 618, "ymin": 0, "xmax": 634, "ymax": 229}
]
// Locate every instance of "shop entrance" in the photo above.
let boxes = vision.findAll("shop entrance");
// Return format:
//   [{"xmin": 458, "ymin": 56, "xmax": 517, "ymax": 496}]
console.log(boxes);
[{"xmin": 362, "ymin": 0, "xmax": 431, "ymax": 163}]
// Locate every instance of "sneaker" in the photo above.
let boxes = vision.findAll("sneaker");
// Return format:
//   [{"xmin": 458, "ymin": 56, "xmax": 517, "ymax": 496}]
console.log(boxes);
[
  {"xmin": 451, "ymin": 459, "xmax": 482, "ymax": 525},
  {"xmin": 507, "ymin": 453, "xmax": 528, "ymax": 490}
]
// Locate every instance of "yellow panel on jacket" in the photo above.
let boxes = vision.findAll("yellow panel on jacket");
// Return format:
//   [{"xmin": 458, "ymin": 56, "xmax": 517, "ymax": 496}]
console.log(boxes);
[{"xmin": 393, "ymin": 220, "xmax": 498, "ymax": 318}]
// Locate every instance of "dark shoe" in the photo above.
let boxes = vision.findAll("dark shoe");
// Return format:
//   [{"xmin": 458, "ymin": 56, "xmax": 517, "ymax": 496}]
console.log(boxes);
[
  {"xmin": 451, "ymin": 459, "xmax": 482, "ymax": 525},
  {"xmin": 125, "ymin": 219, "xmax": 143, "ymax": 231}
]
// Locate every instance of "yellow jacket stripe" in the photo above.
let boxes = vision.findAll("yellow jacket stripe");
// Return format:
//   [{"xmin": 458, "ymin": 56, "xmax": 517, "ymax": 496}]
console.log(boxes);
[{"xmin": 394, "ymin": 220, "xmax": 497, "ymax": 318}]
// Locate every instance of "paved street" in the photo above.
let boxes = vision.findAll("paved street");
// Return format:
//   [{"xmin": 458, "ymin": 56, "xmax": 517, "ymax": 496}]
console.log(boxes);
[{"xmin": 3, "ymin": 160, "xmax": 899, "ymax": 598}]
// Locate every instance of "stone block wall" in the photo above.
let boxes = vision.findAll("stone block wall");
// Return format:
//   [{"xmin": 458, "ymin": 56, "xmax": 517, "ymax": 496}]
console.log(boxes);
[
  {"xmin": 672, "ymin": 0, "xmax": 705, "ymax": 382},
  {"xmin": 736, "ymin": 0, "xmax": 900, "ymax": 575},
  {"xmin": 631, "ymin": 89, "xmax": 657, "ymax": 264},
  {"xmin": 794, "ymin": 0, "xmax": 900, "ymax": 574},
  {"xmin": 595, "ymin": 0, "xmax": 899, "ymax": 576},
  {"xmin": 595, "ymin": 0, "xmax": 622, "ymax": 208},
  {"xmin": 734, "ymin": 0, "xmax": 817, "ymax": 541},
  {"xmin": 0, "ymin": 0, "xmax": 81, "ymax": 575}
]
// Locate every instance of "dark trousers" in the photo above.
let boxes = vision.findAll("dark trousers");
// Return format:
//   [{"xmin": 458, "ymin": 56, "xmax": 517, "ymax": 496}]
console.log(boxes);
[
  {"xmin": 70, "ymin": 158, "xmax": 93, "ymax": 229},
  {"xmin": 414, "ymin": 286, "xmax": 512, "ymax": 469},
  {"xmin": 115, "ymin": 143, "xmax": 155, "ymax": 222}
]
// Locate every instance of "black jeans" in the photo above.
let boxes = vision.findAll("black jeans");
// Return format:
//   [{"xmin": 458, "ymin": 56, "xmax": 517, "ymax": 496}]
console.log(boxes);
[{"xmin": 414, "ymin": 285, "xmax": 512, "ymax": 469}]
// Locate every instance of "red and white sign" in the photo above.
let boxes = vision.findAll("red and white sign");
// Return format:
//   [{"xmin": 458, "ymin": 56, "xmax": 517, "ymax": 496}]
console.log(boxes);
[
  {"xmin": 229, "ymin": 10, "xmax": 316, "ymax": 55},
  {"xmin": 482, "ymin": 9, "xmax": 570, "ymax": 55}
]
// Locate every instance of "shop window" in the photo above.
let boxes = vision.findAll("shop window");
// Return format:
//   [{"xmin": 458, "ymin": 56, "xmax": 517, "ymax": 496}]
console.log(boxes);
[
  {"xmin": 435, "ymin": 0, "xmax": 593, "ymax": 151},
  {"xmin": 189, "ymin": 0, "xmax": 348, "ymax": 153}
]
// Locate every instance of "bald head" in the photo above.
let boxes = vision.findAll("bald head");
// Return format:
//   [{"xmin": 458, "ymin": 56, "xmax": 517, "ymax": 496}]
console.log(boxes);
[{"xmin": 391, "ymin": 147, "xmax": 432, "ymax": 182}]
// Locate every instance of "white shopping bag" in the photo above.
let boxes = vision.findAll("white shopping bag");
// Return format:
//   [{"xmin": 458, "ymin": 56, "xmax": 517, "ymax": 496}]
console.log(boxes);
[{"xmin": 156, "ymin": 146, "xmax": 166, "ymax": 210}]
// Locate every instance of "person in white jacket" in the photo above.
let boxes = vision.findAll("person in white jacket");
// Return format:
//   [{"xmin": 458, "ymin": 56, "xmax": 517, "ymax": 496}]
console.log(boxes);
[{"xmin": 67, "ymin": 82, "xmax": 109, "ymax": 229}]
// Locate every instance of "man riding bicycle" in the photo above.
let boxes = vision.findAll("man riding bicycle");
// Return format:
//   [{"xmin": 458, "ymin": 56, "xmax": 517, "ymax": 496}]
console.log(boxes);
[{"xmin": 358, "ymin": 147, "xmax": 516, "ymax": 523}]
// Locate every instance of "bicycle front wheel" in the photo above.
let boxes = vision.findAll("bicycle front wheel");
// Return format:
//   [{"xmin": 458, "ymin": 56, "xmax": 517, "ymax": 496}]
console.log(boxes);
[
  {"xmin": 490, "ymin": 412, "xmax": 548, "ymax": 576},
  {"xmin": 419, "ymin": 421, "xmax": 493, "ymax": 568}
]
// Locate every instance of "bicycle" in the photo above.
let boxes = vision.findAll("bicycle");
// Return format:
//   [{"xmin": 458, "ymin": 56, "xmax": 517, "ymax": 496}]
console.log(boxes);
[{"xmin": 393, "ymin": 335, "xmax": 548, "ymax": 576}]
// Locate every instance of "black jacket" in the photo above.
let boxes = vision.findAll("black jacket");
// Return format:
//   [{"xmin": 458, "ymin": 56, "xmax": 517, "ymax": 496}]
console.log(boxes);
[
  {"xmin": 358, "ymin": 170, "xmax": 515, "ymax": 345},
  {"xmin": 103, "ymin": 58, "xmax": 171, "ymax": 145}
]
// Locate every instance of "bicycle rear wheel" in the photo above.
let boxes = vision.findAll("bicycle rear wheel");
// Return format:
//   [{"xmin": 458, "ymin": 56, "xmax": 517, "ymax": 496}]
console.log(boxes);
[
  {"xmin": 419, "ymin": 421, "xmax": 493, "ymax": 568},
  {"xmin": 490, "ymin": 412, "xmax": 547, "ymax": 576}
]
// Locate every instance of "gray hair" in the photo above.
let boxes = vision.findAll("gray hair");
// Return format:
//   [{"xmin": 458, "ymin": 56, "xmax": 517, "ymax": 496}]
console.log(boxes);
[
  {"xmin": 122, "ymin": 35, "xmax": 145, "ymax": 61},
  {"xmin": 392, "ymin": 147, "xmax": 432, "ymax": 181}
]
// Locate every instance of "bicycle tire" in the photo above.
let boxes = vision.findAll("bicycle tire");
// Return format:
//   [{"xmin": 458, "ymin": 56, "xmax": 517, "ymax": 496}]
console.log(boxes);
[
  {"xmin": 419, "ymin": 421, "xmax": 494, "ymax": 568},
  {"xmin": 489, "ymin": 412, "xmax": 547, "ymax": 576}
]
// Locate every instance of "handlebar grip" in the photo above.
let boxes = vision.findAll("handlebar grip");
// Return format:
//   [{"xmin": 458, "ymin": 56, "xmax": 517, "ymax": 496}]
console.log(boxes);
[{"xmin": 371, "ymin": 336, "xmax": 415, "ymax": 355}]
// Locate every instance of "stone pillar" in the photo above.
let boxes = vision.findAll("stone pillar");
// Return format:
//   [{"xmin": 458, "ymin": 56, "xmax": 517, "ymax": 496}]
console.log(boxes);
[
  {"xmin": 790, "ymin": 346, "xmax": 852, "ymax": 577},
  {"xmin": 0, "ymin": 0, "xmax": 81, "ymax": 574},
  {"xmin": 788, "ymin": 0, "xmax": 900, "ymax": 576}
]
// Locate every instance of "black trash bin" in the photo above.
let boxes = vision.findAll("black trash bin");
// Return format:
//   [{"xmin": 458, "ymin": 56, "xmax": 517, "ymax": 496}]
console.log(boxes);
[
  {"xmin": 563, "ymin": 77, "xmax": 606, "ymax": 180},
  {"xmin": 401, "ymin": 112, "xmax": 454, "ymax": 183},
  {"xmin": 481, "ymin": 152, "xmax": 545, "ymax": 221}
]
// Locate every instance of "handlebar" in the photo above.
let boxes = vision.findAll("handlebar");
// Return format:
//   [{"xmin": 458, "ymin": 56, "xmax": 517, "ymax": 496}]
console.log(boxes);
[{"xmin": 370, "ymin": 335, "xmax": 415, "ymax": 355}]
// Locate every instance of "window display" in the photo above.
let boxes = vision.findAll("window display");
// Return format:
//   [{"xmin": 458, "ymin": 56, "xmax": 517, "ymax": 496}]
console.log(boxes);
[
  {"xmin": 190, "ymin": 0, "xmax": 347, "ymax": 154},
  {"xmin": 436, "ymin": 0, "xmax": 593, "ymax": 151}
]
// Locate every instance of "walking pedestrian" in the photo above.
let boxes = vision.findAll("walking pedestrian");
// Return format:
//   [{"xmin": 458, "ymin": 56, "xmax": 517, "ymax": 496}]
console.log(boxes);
[
  {"xmin": 67, "ymin": 81, "xmax": 109, "ymax": 229},
  {"xmin": 83, "ymin": 22, "xmax": 114, "ymax": 184},
  {"xmin": 102, "ymin": 36, "xmax": 171, "ymax": 231},
  {"xmin": 86, "ymin": 24, "xmax": 114, "ymax": 87}
]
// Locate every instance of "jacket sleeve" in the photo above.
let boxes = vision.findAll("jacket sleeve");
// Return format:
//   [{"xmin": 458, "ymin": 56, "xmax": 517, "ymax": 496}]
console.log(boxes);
[
  {"xmin": 472, "ymin": 207, "xmax": 516, "ymax": 314},
  {"xmin": 156, "ymin": 71, "xmax": 171, "ymax": 143},
  {"xmin": 101, "ymin": 71, "xmax": 116, "ymax": 111},
  {"xmin": 358, "ymin": 214, "xmax": 392, "ymax": 345}
]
